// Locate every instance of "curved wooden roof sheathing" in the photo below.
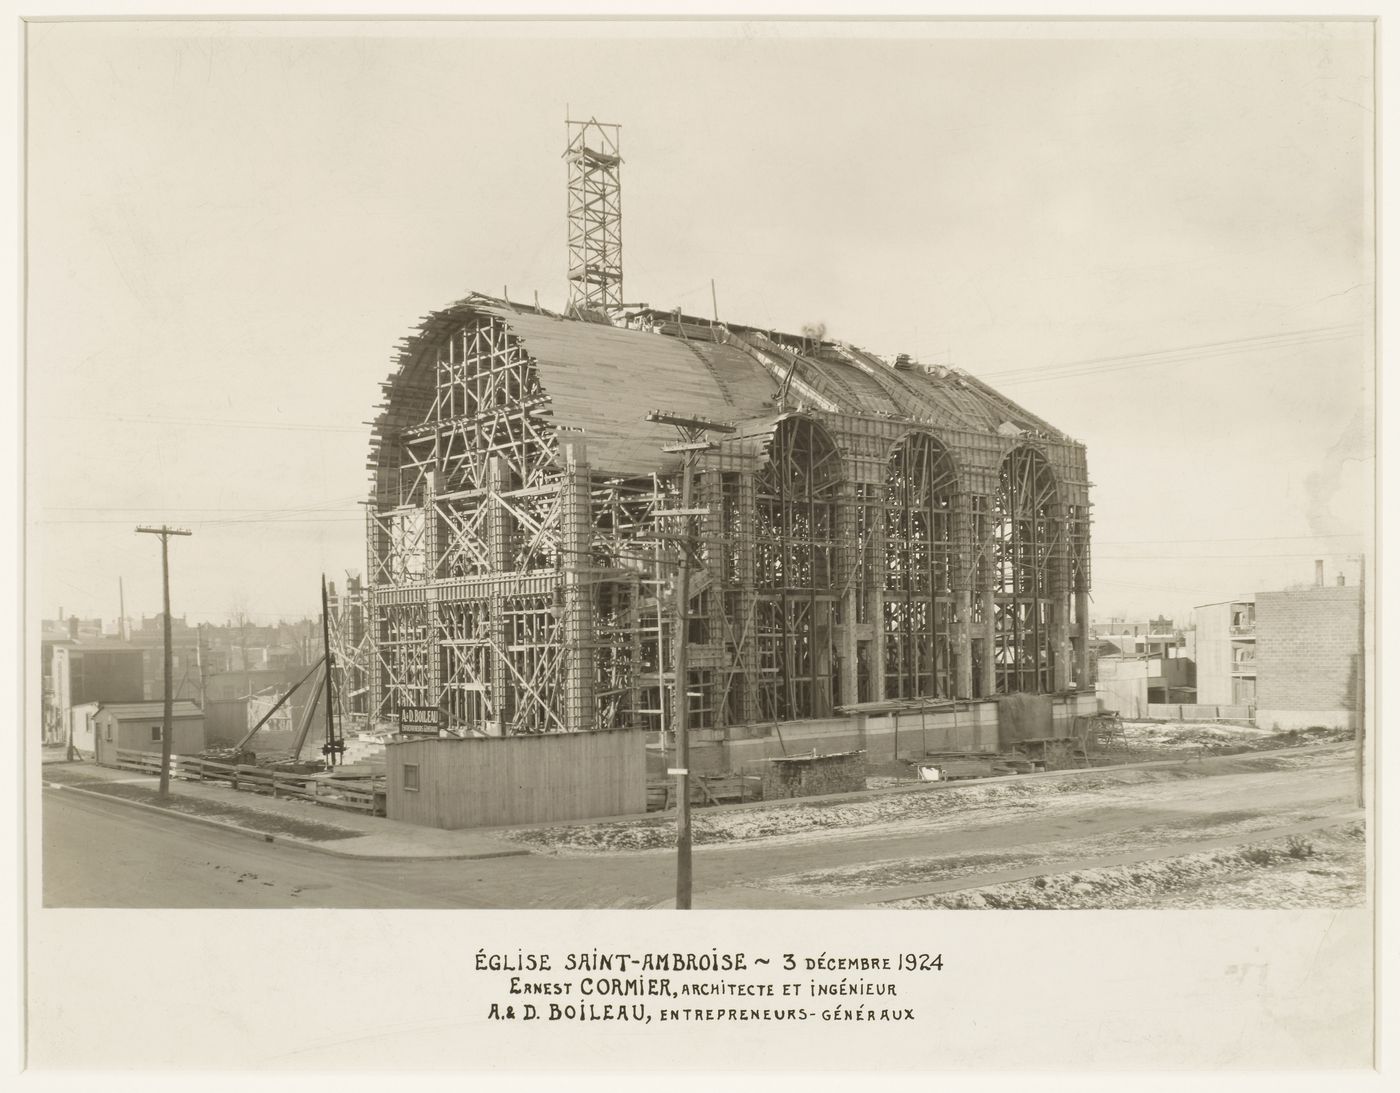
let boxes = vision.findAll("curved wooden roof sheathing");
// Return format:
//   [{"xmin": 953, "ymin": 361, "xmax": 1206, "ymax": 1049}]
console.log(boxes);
[{"xmin": 368, "ymin": 293, "xmax": 1080, "ymax": 487}]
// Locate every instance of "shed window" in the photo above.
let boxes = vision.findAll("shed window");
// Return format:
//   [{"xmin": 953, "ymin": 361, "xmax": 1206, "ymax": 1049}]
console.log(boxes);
[
  {"xmin": 403, "ymin": 764, "xmax": 420, "ymax": 792},
  {"xmin": 105, "ymin": 723, "xmax": 112, "ymax": 742},
  {"xmin": 151, "ymin": 725, "xmax": 162, "ymax": 742}
]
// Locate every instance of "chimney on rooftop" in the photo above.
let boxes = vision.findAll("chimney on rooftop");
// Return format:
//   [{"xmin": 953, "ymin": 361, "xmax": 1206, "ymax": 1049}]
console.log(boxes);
[{"xmin": 1315, "ymin": 559, "xmax": 1324, "ymax": 587}]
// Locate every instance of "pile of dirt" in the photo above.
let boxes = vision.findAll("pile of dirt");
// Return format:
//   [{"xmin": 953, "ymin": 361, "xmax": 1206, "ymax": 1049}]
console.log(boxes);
[
  {"xmin": 508, "ymin": 745, "xmax": 1348, "ymax": 856},
  {"xmin": 507, "ymin": 781, "xmax": 1048, "ymax": 853},
  {"xmin": 862, "ymin": 722, "xmax": 1347, "ymax": 787},
  {"xmin": 1117, "ymin": 721, "xmax": 1347, "ymax": 756},
  {"xmin": 506, "ymin": 766, "xmax": 1202, "ymax": 854},
  {"xmin": 760, "ymin": 803, "xmax": 1341, "ymax": 897}
]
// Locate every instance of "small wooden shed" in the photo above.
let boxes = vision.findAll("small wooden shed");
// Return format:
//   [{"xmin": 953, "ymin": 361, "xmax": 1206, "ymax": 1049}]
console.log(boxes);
[{"xmin": 94, "ymin": 701, "xmax": 206, "ymax": 767}]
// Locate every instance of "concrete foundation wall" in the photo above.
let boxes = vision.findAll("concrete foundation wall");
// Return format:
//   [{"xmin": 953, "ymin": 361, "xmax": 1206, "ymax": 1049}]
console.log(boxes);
[
  {"xmin": 866, "ymin": 705, "xmax": 999, "ymax": 764},
  {"xmin": 721, "ymin": 718, "xmax": 867, "ymax": 770},
  {"xmin": 674, "ymin": 693, "xmax": 1098, "ymax": 776}
]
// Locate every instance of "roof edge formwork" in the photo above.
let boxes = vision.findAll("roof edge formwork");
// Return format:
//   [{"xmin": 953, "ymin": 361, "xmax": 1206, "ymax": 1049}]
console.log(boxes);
[{"xmin": 368, "ymin": 293, "xmax": 1088, "ymax": 492}]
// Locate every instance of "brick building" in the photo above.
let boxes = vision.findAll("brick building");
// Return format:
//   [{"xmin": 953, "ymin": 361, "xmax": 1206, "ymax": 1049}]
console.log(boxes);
[
  {"xmin": 1254, "ymin": 585, "xmax": 1362, "ymax": 731},
  {"xmin": 1195, "ymin": 568, "xmax": 1361, "ymax": 731}
]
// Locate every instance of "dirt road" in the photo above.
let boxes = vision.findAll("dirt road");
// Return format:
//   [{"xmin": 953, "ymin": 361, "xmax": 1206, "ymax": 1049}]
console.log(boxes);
[{"xmin": 44, "ymin": 745, "xmax": 1363, "ymax": 909}]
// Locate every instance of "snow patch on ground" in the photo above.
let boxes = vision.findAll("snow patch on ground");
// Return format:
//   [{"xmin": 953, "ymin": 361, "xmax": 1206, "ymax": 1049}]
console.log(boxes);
[
  {"xmin": 886, "ymin": 822, "xmax": 1365, "ymax": 910},
  {"xmin": 505, "ymin": 748, "xmax": 1343, "ymax": 856}
]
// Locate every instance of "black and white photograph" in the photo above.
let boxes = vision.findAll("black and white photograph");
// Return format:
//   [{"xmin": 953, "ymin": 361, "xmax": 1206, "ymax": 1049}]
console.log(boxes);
[{"xmin": 16, "ymin": 10, "xmax": 1382, "ymax": 1076}]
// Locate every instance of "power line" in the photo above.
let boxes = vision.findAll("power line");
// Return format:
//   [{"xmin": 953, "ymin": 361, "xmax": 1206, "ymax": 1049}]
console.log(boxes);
[
  {"xmin": 37, "ymin": 494, "xmax": 369, "ymax": 528},
  {"xmin": 981, "ymin": 322, "xmax": 1357, "ymax": 379},
  {"xmin": 40, "ymin": 498, "xmax": 364, "ymax": 512},
  {"xmin": 973, "ymin": 323, "xmax": 1362, "ymax": 386},
  {"xmin": 1097, "ymin": 551, "xmax": 1367, "ymax": 561},
  {"xmin": 36, "ymin": 516, "xmax": 363, "ymax": 526},
  {"xmin": 1094, "ymin": 532, "xmax": 1365, "ymax": 546},
  {"xmin": 977, "ymin": 322, "xmax": 1360, "ymax": 380},
  {"xmin": 38, "ymin": 413, "xmax": 367, "ymax": 435}
]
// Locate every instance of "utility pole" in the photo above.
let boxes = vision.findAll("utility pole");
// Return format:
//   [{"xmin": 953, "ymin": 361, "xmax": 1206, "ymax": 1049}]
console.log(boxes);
[
  {"xmin": 136, "ymin": 525, "xmax": 192, "ymax": 796},
  {"xmin": 645, "ymin": 410, "xmax": 735, "ymax": 910},
  {"xmin": 321, "ymin": 574, "xmax": 342, "ymax": 767},
  {"xmin": 197, "ymin": 623, "xmax": 207, "ymax": 709}
]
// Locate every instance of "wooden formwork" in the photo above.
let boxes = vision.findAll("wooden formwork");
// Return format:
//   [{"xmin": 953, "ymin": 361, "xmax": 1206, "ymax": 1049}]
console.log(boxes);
[{"xmin": 363, "ymin": 294, "xmax": 1092, "ymax": 742}]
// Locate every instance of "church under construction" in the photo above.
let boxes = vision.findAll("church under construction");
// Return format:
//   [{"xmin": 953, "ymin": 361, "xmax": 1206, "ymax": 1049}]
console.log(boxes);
[{"xmin": 360, "ymin": 119, "xmax": 1092, "ymax": 744}]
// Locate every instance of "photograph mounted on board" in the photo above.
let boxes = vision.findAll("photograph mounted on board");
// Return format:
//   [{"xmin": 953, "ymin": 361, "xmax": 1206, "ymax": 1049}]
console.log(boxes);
[{"xmin": 28, "ymin": 19, "xmax": 1375, "ymax": 916}]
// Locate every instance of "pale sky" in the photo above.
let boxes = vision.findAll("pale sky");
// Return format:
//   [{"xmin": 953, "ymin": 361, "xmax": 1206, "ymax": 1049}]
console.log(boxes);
[{"xmin": 25, "ymin": 19, "xmax": 1375, "ymax": 628}]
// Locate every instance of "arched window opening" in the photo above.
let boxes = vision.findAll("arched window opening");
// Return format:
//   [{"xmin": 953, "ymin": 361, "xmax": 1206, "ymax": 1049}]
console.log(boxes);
[
  {"xmin": 883, "ymin": 433, "xmax": 958, "ymax": 699},
  {"xmin": 992, "ymin": 446, "xmax": 1060, "ymax": 694},
  {"xmin": 753, "ymin": 417, "xmax": 842, "ymax": 720}
]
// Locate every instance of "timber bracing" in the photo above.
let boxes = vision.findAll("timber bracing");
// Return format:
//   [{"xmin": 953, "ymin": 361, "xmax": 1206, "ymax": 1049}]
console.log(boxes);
[
  {"xmin": 366, "ymin": 300, "xmax": 1092, "ymax": 736},
  {"xmin": 326, "ymin": 576, "xmax": 371, "ymax": 723},
  {"xmin": 565, "ymin": 118, "xmax": 623, "ymax": 317}
]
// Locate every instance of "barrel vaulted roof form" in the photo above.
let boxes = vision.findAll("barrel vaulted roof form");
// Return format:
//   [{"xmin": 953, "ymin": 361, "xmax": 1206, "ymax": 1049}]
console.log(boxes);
[{"xmin": 368, "ymin": 293, "xmax": 1078, "ymax": 480}]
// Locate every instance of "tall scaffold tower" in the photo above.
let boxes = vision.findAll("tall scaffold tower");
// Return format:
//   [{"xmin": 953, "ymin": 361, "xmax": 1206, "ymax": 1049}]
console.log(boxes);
[{"xmin": 564, "ymin": 116, "xmax": 623, "ymax": 319}]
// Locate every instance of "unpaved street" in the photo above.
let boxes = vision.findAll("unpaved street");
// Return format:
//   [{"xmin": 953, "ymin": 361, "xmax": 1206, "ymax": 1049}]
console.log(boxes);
[{"xmin": 45, "ymin": 744, "xmax": 1363, "ymax": 909}]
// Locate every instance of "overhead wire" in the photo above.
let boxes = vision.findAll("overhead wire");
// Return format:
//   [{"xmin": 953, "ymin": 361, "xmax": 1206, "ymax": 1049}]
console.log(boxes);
[{"xmin": 973, "ymin": 323, "xmax": 1362, "ymax": 387}]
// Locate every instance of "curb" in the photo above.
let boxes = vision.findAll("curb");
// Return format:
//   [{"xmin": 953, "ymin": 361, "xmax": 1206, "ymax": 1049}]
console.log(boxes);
[{"xmin": 43, "ymin": 780, "xmax": 530, "ymax": 862}]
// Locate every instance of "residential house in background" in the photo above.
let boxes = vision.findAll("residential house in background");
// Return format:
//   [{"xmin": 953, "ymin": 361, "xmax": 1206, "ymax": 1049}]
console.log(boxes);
[
  {"xmin": 1094, "ymin": 644, "xmax": 1196, "ymax": 718},
  {"xmin": 1091, "ymin": 615, "xmax": 1196, "ymax": 717},
  {"xmin": 124, "ymin": 616, "xmax": 205, "ymax": 704},
  {"xmin": 48, "ymin": 642, "xmax": 145, "ymax": 745},
  {"xmin": 40, "ymin": 610, "xmax": 324, "ymax": 749},
  {"xmin": 204, "ymin": 666, "xmax": 308, "ymax": 702},
  {"xmin": 1196, "ymin": 597, "xmax": 1257, "ymax": 707},
  {"xmin": 68, "ymin": 701, "xmax": 100, "ymax": 758},
  {"xmin": 41, "ymin": 615, "xmax": 111, "ymax": 742}
]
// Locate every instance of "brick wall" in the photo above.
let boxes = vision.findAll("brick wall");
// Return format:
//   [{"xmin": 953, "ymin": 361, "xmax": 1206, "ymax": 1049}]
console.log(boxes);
[{"xmin": 1255, "ymin": 587, "xmax": 1360, "ymax": 713}]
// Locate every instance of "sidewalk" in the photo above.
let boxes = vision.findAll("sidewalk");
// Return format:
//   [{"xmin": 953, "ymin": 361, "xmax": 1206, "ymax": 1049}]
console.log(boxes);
[{"xmin": 40, "ymin": 759, "xmax": 528, "ymax": 861}]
